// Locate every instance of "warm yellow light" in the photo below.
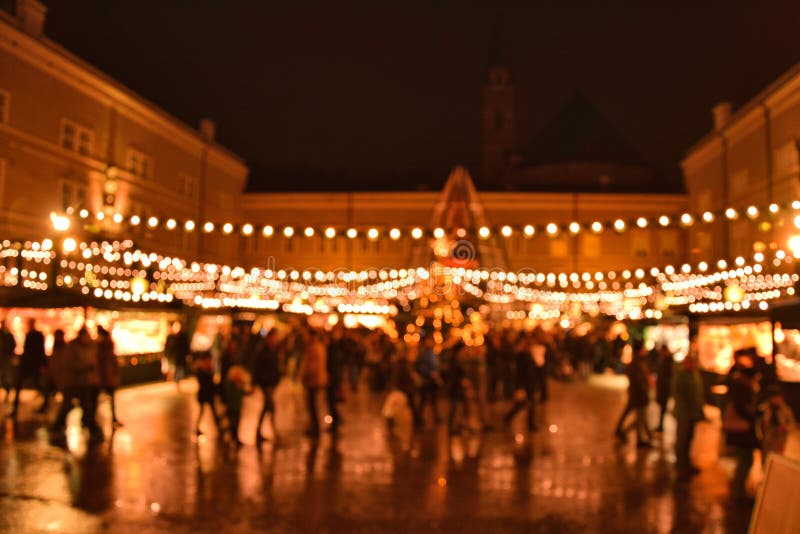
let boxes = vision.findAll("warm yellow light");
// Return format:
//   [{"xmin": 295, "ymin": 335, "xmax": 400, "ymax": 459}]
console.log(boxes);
[
  {"xmin": 347, "ymin": 228, "xmax": 357, "ymax": 239},
  {"xmin": 283, "ymin": 226, "xmax": 295, "ymax": 238},
  {"xmin": 433, "ymin": 227, "xmax": 445, "ymax": 239},
  {"xmin": 478, "ymin": 226, "xmax": 491, "ymax": 239},
  {"xmin": 203, "ymin": 222, "xmax": 214, "ymax": 233},
  {"xmin": 725, "ymin": 208, "xmax": 738, "ymax": 219},
  {"xmin": 389, "ymin": 228, "xmax": 401, "ymax": 240},
  {"xmin": 166, "ymin": 218, "xmax": 177, "ymax": 230},
  {"xmin": 130, "ymin": 215, "xmax": 141, "ymax": 226},
  {"xmin": 411, "ymin": 227, "xmax": 423, "ymax": 239},
  {"xmin": 698, "ymin": 261, "xmax": 708, "ymax": 272},
  {"xmin": 680, "ymin": 213, "xmax": 693, "ymax": 226},
  {"xmin": 769, "ymin": 203, "xmax": 779, "ymax": 214},
  {"xmin": 112, "ymin": 213, "xmax": 123, "ymax": 224},
  {"xmin": 62, "ymin": 237, "xmax": 77, "ymax": 253},
  {"xmin": 79, "ymin": 209, "xmax": 89, "ymax": 219},
  {"xmin": 724, "ymin": 283, "xmax": 745, "ymax": 304},
  {"xmin": 591, "ymin": 221, "xmax": 603, "ymax": 233},
  {"xmin": 569, "ymin": 222, "xmax": 581, "ymax": 234},
  {"xmin": 262, "ymin": 225, "xmax": 274, "ymax": 237},
  {"xmin": 304, "ymin": 227, "xmax": 315, "ymax": 237},
  {"xmin": 130, "ymin": 276, "xmax": 148, "ymax": 296},
  {"xmin": 658, "ymin": 215, "xmax": 670, "ymax": 226},
  {"xmin": 746, "ymin": 206, "xmax": 759, "ymax": 218},
  {"xmin": 223, "ymin": 223, "xmax": 234, "ymax": 234},
  {"xmin": 500, "ymin": 225, "xmax": 512, "ymax": 237},
  {"xmin": 146, "ymin": 216, "xmax": 158, "ymax": 228},
  {"xmin": 185, "ymin": 220, "xmax": 196, "ymax": 231},
  {"xmin": 613, "ymin": 219, "xmax": 626, "ymax": 232},
  {"xmin": 636, "ymin": 217, "xmax": 648, "ymax": 228},
  {"xmin": 523, "ymin": 225, "xmax": 535, "ymax": 237},
  {"xmin": 546, "ymin": 223, "xmax": 558, "ymax": 235},
  {"xmin": 367, "ymin": 228, "xmax": 379, "ymax": 240},
  {"xmin": 794, "ymin": 215, "xmax": 800, "ymax": 229},
  {"xmin": 325, "ymin": 227, "xmax": 336, "ymax": 238},
  {"xmin": 717, "ymin": 259, "xmax": 727, "ymax": 269},
  {"xmin": 702, "ymin": 211, "xmax": 714, "ymax": 223},
  {"xmin": 242, "ymin": 223, "xmax": 253, "ymax": 236},
  {"xmin": 789, "ymin": 235, "xmax": 800, "ymax": 258},
  {"xmin": 50, "ymin": 213, "xmax": 71, "ymax": 232}
]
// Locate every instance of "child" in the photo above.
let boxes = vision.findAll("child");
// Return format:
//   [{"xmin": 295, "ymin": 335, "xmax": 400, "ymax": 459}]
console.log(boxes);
[
  {"xmin": 194, "ymin": 352, "xmax": 221, "ymax": 437},
  {"xmin": 224, "ymin": 364, "xmax": 252, "ymax": 447},
  {"xmin": 757, "ymin": 385, "xmax": 796, "ymax": 460}
]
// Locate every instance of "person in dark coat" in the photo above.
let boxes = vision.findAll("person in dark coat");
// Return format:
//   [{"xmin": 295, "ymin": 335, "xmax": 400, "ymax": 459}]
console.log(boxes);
[
  {"xmin": 0, "ymin": 320, "xmax": 16, "ymax": 401},
  {"xmin": 326, "ymin": 326, "xmax": 348, "ymax": 433},
  {"xmin": 504, "ymin": 336, "xmax": 538, "ymax": 432},
  {"xmin": 655, "ymin": 345, "xmax": 674, "ymax": 432},
  {"xmin": 164, "ymin": 321, "xmax": 191, "ymax": 390},
  {"xmin": 97, "ymin": 326, "xmax": 122, "ymax": 428},
  {"xmin": 390, "ymin": 350, "xmax": 420, "ymax": 426},
  {"xmin": 415, "ymin": 335, "xmax": 442, "ymax": 427},
  {"xmin": 12, "ymin": 318, "xmax": 48, "ymax": 418},
  {"xmin": 446, "ymin": 342, "xmax": 470, "ymax": 434},
  {"xmin": 724, "ymin": 351, "xmax": 760, "ymax": 500},
  {"xmin": 252, "ymin": 329, "xmax": 283, "ymax": 442},
  {"xmin": 614, "ymin": 341, "xmax": 652, "ymax": 447},
  {"xmin": 193, "ymin": 352, "xmax": 222, "ymax": 437}
]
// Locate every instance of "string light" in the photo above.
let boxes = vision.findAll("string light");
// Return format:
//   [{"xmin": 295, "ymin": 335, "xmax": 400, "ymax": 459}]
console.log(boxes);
[
  {"xmin": 347, "ymin": 228, "xmax": 358, "ymax": 239},
  {"xmin": 304, "ymin": 227, "xmax": 315, "ymax": 238},
  {"xmin": 203, "ymin": 222, "xmax": 215, "ymax": 233},
  {"xmin": 411, "ymin": 227, "xmax": 423, "ymax": 239},
  {"xmin": 185, "ymin": 220, "xmax": 195, "ymax": 231},
  {"xmin": 262, "ymin": 225, "xmax": 274, "ymax": 237},
  {"xmin": 367, "ymin": 228, "xmax": 379, "ymax": 240},
  {"xmin": 501, "ymin": 225, "xmax": 513, "ymax": 237},
  {"xmin": 390, "ymin": 228, "xmax": 401, "ymax": 240},
  {"xmin": 524, "ymin": 225, "xmax": 535, "ymax": 237},
  {"xmin": 242, "ymin": 224, "xmax": 253, "ymax": 236},
  {"xmin": 166, "ymin": 219, "xmax": 177, "ymax": 230},
  {"xmin": 283, "ymin": 226, "xmax": 295, "ymax": 238},
  {"xmin": 479, "ymin": 226, "xmax": 491, "ymax": 239},
  {"xmin": 325, "ymin": 227, "xmax": 336, "ymax": 239},
  {"xmin": 223, "ymin": 223, "xmax": 234, "ymax": 234}
]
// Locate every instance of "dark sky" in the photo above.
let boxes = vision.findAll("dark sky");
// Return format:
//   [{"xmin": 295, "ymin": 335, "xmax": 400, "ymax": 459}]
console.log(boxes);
[{"xmin": 42, "ymin": 0, "xmax": 800, "ymax": 191}]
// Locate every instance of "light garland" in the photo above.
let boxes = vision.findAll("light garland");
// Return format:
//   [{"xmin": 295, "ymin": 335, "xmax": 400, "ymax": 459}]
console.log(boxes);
[{"xmin": 56, "ymin": 198, "xmax": 800, "ymax": 242}]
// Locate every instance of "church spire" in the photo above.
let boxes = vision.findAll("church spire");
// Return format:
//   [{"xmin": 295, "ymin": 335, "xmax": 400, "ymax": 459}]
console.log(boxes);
[{"xmin": 482, "ymin": 21, "xmax": 516, "ymax": 183}]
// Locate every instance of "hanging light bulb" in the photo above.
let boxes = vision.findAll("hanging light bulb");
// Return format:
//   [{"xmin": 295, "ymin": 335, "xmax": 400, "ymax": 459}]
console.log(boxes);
[
  {"xmin": 367, "ymin": 228, "xmax": 379, "ymax": 240},
  {"xmin": 613, "ymin": 219, "xmax": 626, "ymax": 232},
  {"xmin": 346, "ymin": 228, "xmax": 358, "ymax": 239},
  {"xmin": 523, "ymin": 225, "xmax": 535, "ymax": 237},
  {"xmin": 411, "ymin": 227, "xmax": 423, "ymax": 239},
  {"xmin": 591, "ymin": 221, "xmax": 603, "ymax": 233},
  {"xmin": 283, "ymin": 226, "xmax": 294, "ymax": 238},
  {"xmin": 165, "ymin": 218, "xmax": 177, "ymax": 230},
  {"xmin": 636, "ymin": 217, "xmax": 648, "ymax": 228},
  {"xmin": 478, "ymin": 226, "xmax": 491, "ymax": 239},
  {"xmin": 389, "ymin": 228, "xmax": 401, "ymax": 240},
  {"xmin": 222, "ymin": 223, "xmax": 234, "ymax": 234},
  {"xmin": 185, "ymin": 220, "xmax": 196, "ymax": 231},
  {"xmin": 658, "ymin": 215, "xmax": 670, "ymax": 227},
  {"xmin": 262, "ymin": 225, "xmax": 274, "ymax": 237},
  {"xmin": 568, "ymin": 222, "xmax": 581, "ymax": 234},
  {"xmin": 325, "ymin": 227, "xmax": 336, "ymax": 239},
  {"xmin": 546, "ymin": 223, "xmax": 558, "ymax": 235},
  {"xmin": 203, "ymin": 222, "xmax": 214, "ymax": 233},
  {"xmin": 241, "ymin": 224, "xmax": 253, "ymax": 236},
  {"xmin": 304, "ymin": 227, "xmax": 315, "ymax": 237},
  {"xmin": 433, "ymin": 227, "xmax": 445, "ymax": 239},
  {"xmin": 501, "ymin": 225, "xmax": 513, "ymax": 237}
]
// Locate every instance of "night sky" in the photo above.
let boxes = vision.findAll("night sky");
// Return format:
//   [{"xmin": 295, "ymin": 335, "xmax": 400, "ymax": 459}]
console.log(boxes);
[{"xmin": 42, "ymin": 0, "xmax": 800, "ymax": 192}]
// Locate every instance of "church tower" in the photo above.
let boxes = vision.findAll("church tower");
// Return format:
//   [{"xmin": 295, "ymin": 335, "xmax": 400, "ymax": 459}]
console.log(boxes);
[{"xmin": 482, "ymin": 26, "xmax": 516, "ymax": 183}]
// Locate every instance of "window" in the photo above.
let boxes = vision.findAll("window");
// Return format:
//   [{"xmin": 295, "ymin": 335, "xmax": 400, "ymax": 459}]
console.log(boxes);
[
  {"xmin": 60, "ymin": 119, "xmax": 94, "ymax": 156},
  {"xmin": 178, "ymin": 174, "xmax": 196, "ymax": 198},
  {"xmin": 631, "ymin": 230, "xmax": 651, "ymax": 258},
  {"xmin": 0, "ymin": 89, "xmax": 9, "ymax": 124},
  {"xmin": 60, "ymin": 182, "xmax": 87, "ymax": 210},
  {"xmin": 126, "ymin": 148, "xmax": 153, "ymax": 179},
  {"xmin": 659, "ymin": 230, "xmax": 679, "ymax": 260}
]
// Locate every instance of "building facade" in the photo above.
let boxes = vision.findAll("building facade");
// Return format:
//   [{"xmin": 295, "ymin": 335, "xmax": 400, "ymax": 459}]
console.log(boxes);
[
  {"xmin": 0, "ymin": 0, "xmax": 248, "ymax": 265},
  {"xmin": 682, "ymin": 63, "xmax": 800, "ymax": 263},
  {"xmin": 0, "ymin": 1, "xmax": 691, "ymax": 277}
]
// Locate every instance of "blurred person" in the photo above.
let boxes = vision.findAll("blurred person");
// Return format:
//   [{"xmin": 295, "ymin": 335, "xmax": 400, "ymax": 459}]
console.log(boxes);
[
  {"xmin": 504, "ymin": 335, "xmax": 538, "ymax": 432},
  {"xmin": 614, "ymin": 340, "xmax": 652, "ymax": 447},
  {"xmin": 252, "ymin": 329, "xmax": 283, "ymax": 443},
  {"xmin": 415, "ymin": 334, "xmax": 442, "ymax": 427},
  {"xmin": 96, "ymin": 326, "xmax": 122, "ymax": 428},
  {"xmin": 723, "ymin": 351, "xmax": 760, "ymax": 501},
  {"xmin": 0, "ymin": 319, "xmax": 16, "ymax": 401},
  {"xmin": 655, "ymin": 344, "xmax": 674, "ymax": 433},
  {"xmin": 531, "ymin": 328, "xmax": 549, "ymax": 401},
  {"xmin": 11, "ymin": 318, "xmax": 48, "ymax": 418},
  {"xmin": 223, "ymin": 364, "xmax": 252, "ymax": 447},
  {"xmin": 164, "ymin": 321, "xmax": 190, "ymax": 390},
  {"xmin": 193, "ymin": 352, "xmax": 222, "ymax": 437},
  {"xmin": 389, "ymin": 349, "xmax": 420, "ymax": 426},
  {"xmin": 757, "ymin": 384, "xmax": 796, "ymax": 462},
  {"xmin": 485, "ymin": 330, "xmax": 504, "ymax": 403},
  {"xmin": 69, "ymin": 327, "xmax": 102, "ymax": 438},
  {"xmin": 501, "ymin": 330, "xmax": 517, "ymax": 399},
  {"xmin": 48, "ymin": 329, "xmax": 75, "ymax": 434},
  {"xmin": 672, "ymin": 352, "xmax": 705, "ymax": 478},
  {"xmin": 446, "ymin": 342, "xmax": 470, "ymax": 434},
  {"xmin": 299, "ymin": 329, "xmax": 328, "ymax": 437},
  {"xmin": 326, "ymin": 326, "xmax": 348, "ymax": 433}
]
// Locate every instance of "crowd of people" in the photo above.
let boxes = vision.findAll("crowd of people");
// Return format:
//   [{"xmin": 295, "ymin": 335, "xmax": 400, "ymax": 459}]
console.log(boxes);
[
  {"xmin": 613, "ymin": 338, "xmax": 796, "ymax": 500},
  {"xmin": 3, "ymin": 316, "xmax": 797, "ymax": 502},
  {"xmin": 0, "ymin": 318, "xmax": 121, "ymax": 440}
]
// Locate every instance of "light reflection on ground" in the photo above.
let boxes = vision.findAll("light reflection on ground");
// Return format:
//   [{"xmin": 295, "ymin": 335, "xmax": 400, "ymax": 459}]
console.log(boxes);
[{"xmin": 0, "ymin": 376, "xmax": 753, "ymax": 533}]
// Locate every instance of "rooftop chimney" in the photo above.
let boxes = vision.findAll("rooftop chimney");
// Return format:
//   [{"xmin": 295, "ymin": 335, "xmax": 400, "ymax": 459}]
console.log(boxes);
[
  {"xmin": 199, "ymin": 118, "xmax": 216, "ymax": 142},
  {"xmin": 712, "ymin": 102, "xmax": 732, "ymax": 131},
  {"xmin": 16, "ymin": 0, "xmax": 47, "ymax": 38}
]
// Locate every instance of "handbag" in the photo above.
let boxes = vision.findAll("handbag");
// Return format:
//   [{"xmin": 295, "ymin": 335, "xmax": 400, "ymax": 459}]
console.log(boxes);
[{"xmin": 723, "ymin": 401, "xmax": 751, "ymax": 433}]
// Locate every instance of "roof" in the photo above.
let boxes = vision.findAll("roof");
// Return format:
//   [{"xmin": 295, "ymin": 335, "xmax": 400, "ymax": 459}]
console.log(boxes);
[{"xmin": 523, "ymin": 92, "xmax": 647, "ymax": 166}]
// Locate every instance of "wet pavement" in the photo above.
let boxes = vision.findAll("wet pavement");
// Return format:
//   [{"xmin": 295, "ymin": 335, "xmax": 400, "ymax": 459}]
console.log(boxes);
[{"xmin": 0, "ymin": 375, "xmax": 754, "ymax": 533}]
